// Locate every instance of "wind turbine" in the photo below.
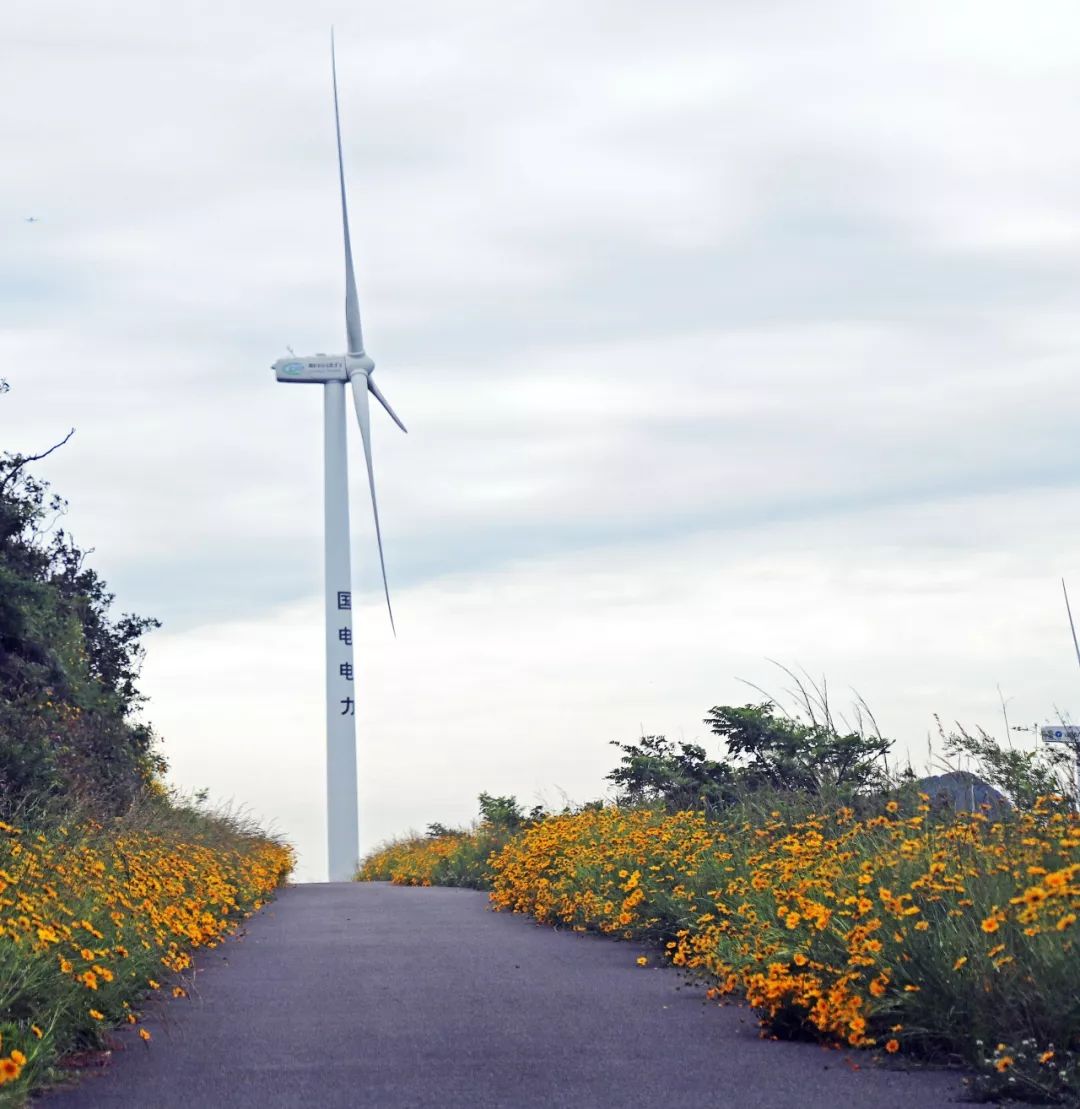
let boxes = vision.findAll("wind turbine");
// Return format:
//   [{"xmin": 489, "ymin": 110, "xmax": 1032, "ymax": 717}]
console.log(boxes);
[{"xmin": 271, "ymin": 33, "xmax": 406, "ymax": 882}]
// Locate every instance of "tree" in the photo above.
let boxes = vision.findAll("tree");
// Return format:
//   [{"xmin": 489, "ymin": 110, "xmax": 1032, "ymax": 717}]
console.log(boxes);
[
  {"xmin": 0, "ymin": 389, "xmax": 165, "ymax": 814},
  {"xmin": 605, "ymin": 734, "xmax": 738, "ymax": 811},
  {"xmin": 704, "ymin": 702, "xmax": 892, "ymax": 797},
  {"xmin": 604, "ymin": 695, "xmax": 894, "ymax": 813}
]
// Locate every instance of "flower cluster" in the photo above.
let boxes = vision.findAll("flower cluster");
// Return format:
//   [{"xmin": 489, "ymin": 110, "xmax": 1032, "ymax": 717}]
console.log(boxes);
[
  {"xmin": 361, "ymin": 835, "xmax": 465, "ymax": 886},
  {"xmin": 365, "ymin": 797, "xmax": 1080, "ymax": 1099},
  {"xmin": 0, "ymin": 817, "xmax": 293, "ymax": 1102}
]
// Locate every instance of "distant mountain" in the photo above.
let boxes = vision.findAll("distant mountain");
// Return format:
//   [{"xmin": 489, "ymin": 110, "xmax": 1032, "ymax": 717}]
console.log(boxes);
[{"xmin": 915, "ymin": 770, "xmax": 1009, "ymax": 815}]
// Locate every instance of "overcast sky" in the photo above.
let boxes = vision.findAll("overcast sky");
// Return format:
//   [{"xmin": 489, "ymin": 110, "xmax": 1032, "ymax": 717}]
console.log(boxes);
[{"xmin": 5, "ymin": 1, "xmax": 1080, "ymax": 879}]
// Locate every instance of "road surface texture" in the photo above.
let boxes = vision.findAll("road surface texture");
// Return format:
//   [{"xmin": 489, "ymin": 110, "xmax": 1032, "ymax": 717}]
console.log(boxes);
[{"xmin": 43, "ymin": 882, "xmax": 975, "ymax": 1108}]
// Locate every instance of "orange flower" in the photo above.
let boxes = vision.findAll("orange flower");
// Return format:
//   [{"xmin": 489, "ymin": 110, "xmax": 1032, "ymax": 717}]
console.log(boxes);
[{"xmin": 885, "ymin": 1039, "xmax": 900, "ymax": 1054}]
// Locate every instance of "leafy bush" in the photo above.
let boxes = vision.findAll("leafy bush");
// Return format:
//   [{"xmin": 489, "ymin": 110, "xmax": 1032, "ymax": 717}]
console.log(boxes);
[
  {"xmin": 607, "ymin": 696, "xmax": 892, "ymax": 814},
  {"xmin": 0, "ymin": 414, "xmax": 164, "ymax": 814},
  {"xmin": 706, "ymin": 701, "xmax": 892, "ymax": 796},
  {"xmin": 605, "ymin": 735, "xmax": 739, "ymax": 812},
  {"xmin": 937, "ymin": 720, "xmax": 1076, "ymax": 813}
]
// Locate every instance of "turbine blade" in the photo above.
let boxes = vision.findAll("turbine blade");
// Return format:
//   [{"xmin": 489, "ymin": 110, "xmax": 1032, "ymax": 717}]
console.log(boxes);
[
  {"xmin": 368, "ymin": 378, "xmax": 408, "ymax": 433},
  {"xmin": 332, "ymin": 31, "xmax": 364, "ymax": 356},
  {"xmin": 1064, "ymin": 578, "xmax": 1080, "ymax": 673},
  {"xmin": 350, "ymin": 374, "xmax": 396, "ymax": 634}
]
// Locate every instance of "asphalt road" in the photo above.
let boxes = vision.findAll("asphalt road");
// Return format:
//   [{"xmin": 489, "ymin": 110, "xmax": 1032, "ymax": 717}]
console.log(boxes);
[{"xmin": 42, "ymin": 882, "xmax": 973, "ymax": 1108}]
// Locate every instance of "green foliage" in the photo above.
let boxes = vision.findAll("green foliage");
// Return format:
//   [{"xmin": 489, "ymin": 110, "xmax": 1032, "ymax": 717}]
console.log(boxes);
[
  {"xmin": 477, "ymin": 791, "xmax": 525, "ymax": 829},
  {"xmin": 705, "ymin": 702, "xmax": 892, "ymax": 797},
  {"xmin": 605, "ymin": 735, "xmax": 738, "ymax": 812},
  {"xmin": 937, "ymin": 720, "xmax": 1076, "ymax": 812},
  {"xmin": 0, "ymin": 402, "xmax": 165, "ymax": 816},
  {"xmin": 476, "ymin": 792, "xmax": 545, "ymax": 831},
  {"xmin": 606, "ymin": 698, "xmax": 893, "ymax": 813}
]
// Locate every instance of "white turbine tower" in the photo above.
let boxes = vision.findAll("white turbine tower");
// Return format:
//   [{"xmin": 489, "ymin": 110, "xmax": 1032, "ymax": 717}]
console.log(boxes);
[{"xmin": 271, "ymin": 34, "xmax": 406, "ymax": 882}]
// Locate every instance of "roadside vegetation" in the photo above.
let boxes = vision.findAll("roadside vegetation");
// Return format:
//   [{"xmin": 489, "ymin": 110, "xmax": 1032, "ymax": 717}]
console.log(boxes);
[
  {"xmin": 0, "ymin": 381, "xmax": 294, "ymax": 1105},
  {"xmin": 359, "ymin": 679, "xmax": 1080, "ymax": 1104}
]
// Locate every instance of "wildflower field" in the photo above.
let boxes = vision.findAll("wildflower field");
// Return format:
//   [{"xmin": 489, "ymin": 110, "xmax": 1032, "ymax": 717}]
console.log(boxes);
[
  {"xmin": 360, "ymin": 797, "xmax": 1080, "ymax": 1102},
  {"xmin": 0, "ymin": 803, "xmax": 294, "ymax": 1106}
]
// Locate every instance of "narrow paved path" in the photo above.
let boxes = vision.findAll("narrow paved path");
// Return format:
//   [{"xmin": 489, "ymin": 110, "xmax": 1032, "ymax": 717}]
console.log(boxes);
[{"xmin": 43, "ymin": 883, "xmax": 971, "ymax": 1108}]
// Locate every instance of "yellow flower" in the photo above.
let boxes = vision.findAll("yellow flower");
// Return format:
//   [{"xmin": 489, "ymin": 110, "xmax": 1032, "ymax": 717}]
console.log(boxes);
[
  {"xmin": 994, "ymin": 1055, "xmax": 1014, "ymax": 1073},
  {"xmin": 1039, "ymin": 1050, "xmax": 1055, "ymax": 1064},
  {"xmin": 953, "ymin": 956, "xmax": 967, "ymax": 971},
  {"xmin": 980, "ymin": 916, "xmax": 1000, "ymax": 934},
  {"xmin": 139, "ymin": 1029, "xmax": 152, "ymax": 1042},
  {"xmin": 89, "ymin": 1009, "xmax": 104, "ymax": 1020},
  {"xmin": 636, "ymin": 956, "xmax": 648, "ymax": 966},
  {"xmin": 30, "ymin": 1026, "xmax": 42, "ymax": 1040}
]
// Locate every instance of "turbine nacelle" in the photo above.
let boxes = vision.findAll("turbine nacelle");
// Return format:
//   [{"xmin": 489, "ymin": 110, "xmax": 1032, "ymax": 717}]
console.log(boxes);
[
  {"xmin": 273, "ymin": 355, "xmax": 347, "ymax": 383},
  {"xmin": 271, "ymin": 352, "xmax": 377, "ymax": 384}
]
